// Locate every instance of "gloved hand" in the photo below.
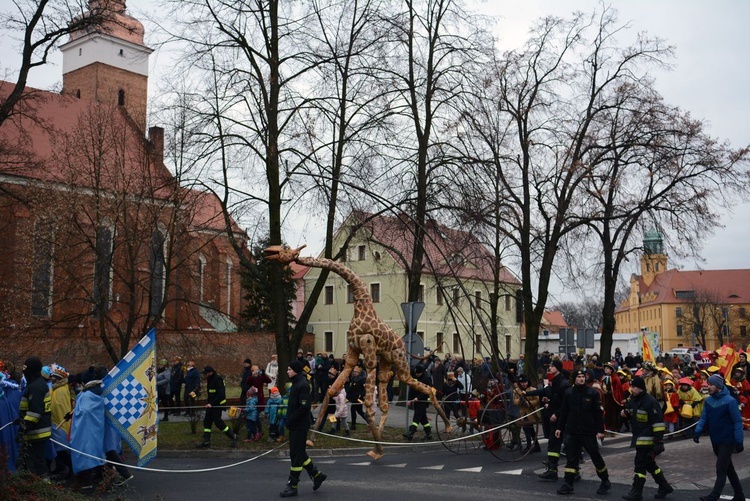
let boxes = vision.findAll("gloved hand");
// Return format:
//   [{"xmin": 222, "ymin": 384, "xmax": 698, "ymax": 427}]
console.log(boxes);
[
  {"xmin": 735, "ymin": 443, "xmax": 744, "ymax": 453},
  {"xmin": 653, "ymin": 442, "xmax": 665, "ymax": 456},
  {"xmin": 693, "ymin": 435, "xmax": 700, "ymax": 444},
  {"xmin": 64, "ymin": 411, "xmax": 74, "ymax": 421}
]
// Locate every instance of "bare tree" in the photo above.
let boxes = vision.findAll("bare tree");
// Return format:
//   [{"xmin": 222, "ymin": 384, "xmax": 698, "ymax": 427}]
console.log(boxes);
[{"xmin": 0, "ymin": 0, "xmax": 121, "ymax": 127}]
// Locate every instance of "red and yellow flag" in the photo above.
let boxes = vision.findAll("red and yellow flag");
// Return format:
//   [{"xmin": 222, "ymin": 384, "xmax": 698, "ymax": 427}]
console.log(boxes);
[
  {"xmin": 641, "ymin": 332, "xmax": 656, "ymax": 363},
  {"xmin": 716, "ymin": 343, "xmax": 739, "ymax": 385}
]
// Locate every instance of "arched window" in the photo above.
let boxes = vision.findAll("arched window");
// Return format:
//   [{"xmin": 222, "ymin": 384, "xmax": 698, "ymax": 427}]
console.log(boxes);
[
  {"xmin": 225, "ymin": 257, "xmax": 233, "ymax": 316},
  {"xmin": 93, "ymin": 223, "xmax": 114, "ymax": 317},
  {"xmin": 76, "ymin": 89, "xmax": 81, "ymax": 98},
  {"xmin": 198, "ymin": 254, "xmax": 207, "ymax": 305},
  {"xmin": 118, "ymin": 89, "xmax": 125, "ymax": 106},
  {"xmin": 149, "ymin": 227, "xmax": 166, "ymax": 317},
  {"xmin": 31, "ymin": 219, "xmax": 55, "ymax": 317}
]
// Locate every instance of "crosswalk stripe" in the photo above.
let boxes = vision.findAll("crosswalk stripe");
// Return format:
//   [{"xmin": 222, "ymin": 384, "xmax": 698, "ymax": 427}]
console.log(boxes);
[
  {"xmin": 497, "ymin": 468, "xmax": 523, "ymax": 475},
  {"xmin": 419, "ymin": 465, "xmax": 445, "ymax": 470},
  {"xmin": 384, "ymin": 463, "xmax": 408, "ymax": 468},
  {"xmin": 455, "ymin": 467, "xmax": 483, "ymax": 473},
  {"xmin": 349, "ymin": 462, "xmax": 372, "ymax": 466}
]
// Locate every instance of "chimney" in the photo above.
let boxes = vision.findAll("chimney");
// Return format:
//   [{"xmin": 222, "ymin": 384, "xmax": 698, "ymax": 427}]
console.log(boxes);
[{"xmin": 149, "ymin": 126, "xmax": 164, "ymax": 164}]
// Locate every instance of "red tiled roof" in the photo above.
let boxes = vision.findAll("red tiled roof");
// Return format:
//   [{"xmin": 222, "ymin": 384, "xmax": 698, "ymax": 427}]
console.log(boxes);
[
  {"xmin": 639, "ymin": 268, "xmax": 750, "ymax": 305},
  {"xmin": 181, "ymin": 188, "xmax": 244, "ymax": 235},
  {"xmin": 543, "ymin": 310, "xmax": 568, "ymax": 328},
  {"xmin": 343, "ymin": 211, "xmax": 520, "ymax": 285},
  {"xmin": 290, "ymin": 262, "xmax": 310, "ymax": 280},
  {"xmin": 0, "ymin": 81, "xmax": 173, "ymax": 195}
]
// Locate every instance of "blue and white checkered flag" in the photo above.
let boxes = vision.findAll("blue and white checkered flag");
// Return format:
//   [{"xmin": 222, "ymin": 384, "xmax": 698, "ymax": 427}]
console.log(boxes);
[{"xmin": 102, "ymin": 328, "xmax": 158, "ymax": 466}]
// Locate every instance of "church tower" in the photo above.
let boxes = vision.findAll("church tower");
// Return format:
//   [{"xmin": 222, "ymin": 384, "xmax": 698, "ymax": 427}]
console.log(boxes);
[
  {"xmin": 60, "ymin": 0, "xmax": 153, "ymax": 132},
  {"xmin": 640, "ymin": 228, "xmax": 668, "ymax": 287}
]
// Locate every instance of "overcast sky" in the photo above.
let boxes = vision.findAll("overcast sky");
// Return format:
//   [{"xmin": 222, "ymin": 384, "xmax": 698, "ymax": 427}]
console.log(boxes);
[{"xmin": 2, "ymin": 0, "xmax": 748, "ymax": 290}]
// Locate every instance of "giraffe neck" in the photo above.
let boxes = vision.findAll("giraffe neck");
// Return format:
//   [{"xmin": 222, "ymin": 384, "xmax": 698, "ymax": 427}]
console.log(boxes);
[{"xmin": 297, "ymin": 256, "xmax": 371, "ymax": 302}]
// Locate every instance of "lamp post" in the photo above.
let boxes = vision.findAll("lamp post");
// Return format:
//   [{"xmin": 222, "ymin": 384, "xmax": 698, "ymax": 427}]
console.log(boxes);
[{"xmin": 718, "ymin": 305, "xmax": 733, "ymax": 344}]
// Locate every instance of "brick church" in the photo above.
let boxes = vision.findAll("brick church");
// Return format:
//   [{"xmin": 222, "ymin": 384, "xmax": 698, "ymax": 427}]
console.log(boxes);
[{"xmin": 0, "ymin": 0, "xmax": 252, "ymax": 369}]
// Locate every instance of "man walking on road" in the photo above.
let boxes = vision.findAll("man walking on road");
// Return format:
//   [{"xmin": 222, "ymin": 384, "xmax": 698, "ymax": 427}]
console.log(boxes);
[
  {"xmin": 527, "ymin": 359, "xmax": 569, "ymax": 481},
  {"xmin": 554, "ymin": 370, "xmax": 611, "ymax": 495},
  {"xmin": 694, "ymin": 374, "xmax": 745, "ymax": 501},
  {"xmin": 196, "ymin": 366, "xmax": 237, "ymax": 448},
  {"xmin": 280, "ymin": 360, "xmax": 326, "ymax": 497},
  {"xmin": 621, "ymin": 376, "xmax": 673, "ymax": 500}
]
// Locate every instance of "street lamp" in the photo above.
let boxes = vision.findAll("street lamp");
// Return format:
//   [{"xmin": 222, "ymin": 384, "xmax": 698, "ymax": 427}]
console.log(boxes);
[{"xmin": 718, "ymin": 305, "xmax": 733, "ymax": 343}]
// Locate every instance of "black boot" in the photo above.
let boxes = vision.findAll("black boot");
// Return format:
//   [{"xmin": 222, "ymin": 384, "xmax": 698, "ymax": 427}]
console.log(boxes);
[
  {"xmin": 225, "ymin": 429, "xmax": 238, "ymax": 448},
  {"xmin": 422, "ymin": 427, "xmax": 433, "ymax": 441},
  {"xmin": 538, "ymin": 456, "xmax": 558, "ymax": 481},
  {"xmin": 304, "ymin": 462, "xmax": 327, "ymax": 491},
  {"xmin": 403, "ymin": 425, "xmax": 416, "ymax": 441},
  {"xmin": 597, "ymin": 478, "xmax": 612, "ymax": 494},
  {"xmin": 622, "ymin": 475, "xmax": 646, "ymax": 501},
  {"xmin": 653, "ymin": 470, "xmax": 674, "ymax": 499},
  {"xmin": 557, "ymin": 483, "xmax": 574, "ymax": 495},
  {"xmin": 280, "ymin": 475, "xmax": 299, "ymax": 497},
  {"xmin": 195, "ymin": 432, "xmax": 210, "ymax": 448}
]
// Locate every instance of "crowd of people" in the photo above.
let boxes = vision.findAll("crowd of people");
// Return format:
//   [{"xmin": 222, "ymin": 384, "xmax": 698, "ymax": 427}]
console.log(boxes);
[{"xmin": 2, "ymin": 346, "xmax": 747, "ymax": 500}]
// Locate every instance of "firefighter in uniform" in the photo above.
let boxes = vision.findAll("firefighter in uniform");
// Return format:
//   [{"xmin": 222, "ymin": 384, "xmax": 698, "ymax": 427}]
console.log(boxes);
[
  {"xmin": 621, "ymin": 376, "xmax": 673, "ymax": 500},
  {"xmin": 403, "ymin": 364, "xmax": 433, "ymax": 441},
  {"xmin": 19, "ymin": 356, "xmax": 52, "ymax": 477},
  {"xmin": 554, "ymin": 369, "xmax": 611, "ymax": 495},
  {"xmin": 527, "ymin": 358, "xmax": 569, "ymax": 481},
  {"xmin": 196, "ymin": 366, "xmax": 237, "ymax": 448},
  {"xmin": 281, "ymin": 360, "xmax": 326, "ymax": 497}
]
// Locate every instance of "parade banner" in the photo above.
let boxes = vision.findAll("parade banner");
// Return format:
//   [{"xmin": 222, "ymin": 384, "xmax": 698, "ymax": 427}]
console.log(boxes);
[
  {"xmin": 102, "ymin": 328, "xmax": 158, "ymax": 466},
  {"xmin": 641, "ymin": 331, "xmax": 656, "ymax": 363},
  {"xmin": 715, "ymin": 343, "xmax": 739, "ymax": 384}
]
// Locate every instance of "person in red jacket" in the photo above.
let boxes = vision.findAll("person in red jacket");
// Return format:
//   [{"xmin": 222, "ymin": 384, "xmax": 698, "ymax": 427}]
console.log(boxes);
[
  {"xmin": 245, "ymin": 365, "xmax": 272, "ymax": 437},
  {"xmin": 730, "ymin": 367, "xmax": 750, "ymax": 430},
  {"xmin": 601, "ymin": 363, "xmax": 624, "ymax": 432}
]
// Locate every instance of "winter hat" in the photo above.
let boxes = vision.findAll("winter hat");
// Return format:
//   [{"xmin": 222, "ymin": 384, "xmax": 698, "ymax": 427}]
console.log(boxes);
[
  {"xmin": 288, "ymin": 360, "xmax": 304, "ymax": 375},
  {"xmin": 678, "ymin": 377, "xmax": 693, "ymax": 386},
  {"xmin": 41, "ymin": 366, "xmax": 51, "ymax": 379},
  {"xmin": 550, "ymin": 359, "xmax": 563, "ymax": 372},
  {"xmin": 270, "ymin": 387, "xmax": 279, "ymax": 395},
  {"xmin": 24, "ymin": 357, "xmax": 43, "ymax": 374},
  {"xmin": 630, "ymin": 376, "xmax": 646, "ymax": 391},
  {"xmin": 244, "ymin": 358, "xmax": 252, "ymax": 365},
  {"xmin": 707, "ymin": 374, "xmax": 725, "ymax": 389}
]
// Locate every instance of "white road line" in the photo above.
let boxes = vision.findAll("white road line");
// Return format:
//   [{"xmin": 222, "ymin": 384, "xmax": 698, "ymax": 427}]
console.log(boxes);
[
  {"xmin": 348, "ymin": 462, "xmax": 372, "ymax": 466},
  {"xmin": 455, "ymin": 466, "xmax": 483, "ymax": 473},
  {"xmin": 497, "ymin": 468, "xmax": 524, "ymax": 475},
  {"xmin": 384, "ymin": 463, "xmax": 408, "ymax": 468},
  {"xmin": 419, "ymin": 465, "xmax": 445, "ymax": 470}
]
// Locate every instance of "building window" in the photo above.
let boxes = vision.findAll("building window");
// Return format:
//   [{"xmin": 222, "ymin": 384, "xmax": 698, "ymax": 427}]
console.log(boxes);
[
  {"xmin": 226, "ymin": 257, "xmax": 233, "ymax": 316},
  {"xmin": 370, "ymin": 283, "xmax": 380, "ymax": 303},
  {"xmin": 505, "ymin": 295, "xmax": 511, "ymax": 311},
  {"xmin": 452, "ymin": 332, "xmax": 460, "ymax": 353},
  {"xmin": 475, "ymin": 334, "xmax": 482, "ymax": 352},
  {"xmin": 31, "ymin": 219, "xmax": 55, "ymax": 317},
  {"xmin": 148, "ymin": 228, "xmax": 165, "ymax": 317},
  {"xmin": 325, "ymin": 331, "xmax": 333, "ymax": 352},
  {"xmin": 675, "ymin": 307, "xmax": 682, "ymax": 318},
  {"xmin": 452, "ymin": 288, "xmax": 459, "ymax": 307},
  {"xmin": 436, "ymin": 332, "xmax": 444, "ymax": 352},
  {"xmin": 198, "ymin": 254, "xmax": 206, "ymax": 304},
  {"xmin": 436, "ymin": 286, "xmax": 444, "ymax": 306},
  {"xmin": 118, "ymin": 89, "xmax": 125, "ymax": 106},
  {"xmin": 347, "ymin": 284, "xmax": 354, "ymax": 303},
  {"xmin": 741, "ymin": 326, "xmax": 747, "ymax": 338},
  {"xmin": 676, "ymin": 325, "xmax": 683, "ymax": 337},
  {"xmin": 324, "ymin": 285, "xmax": 334, "ymax": 305},
  {"xmin": 740, "ymin": 308, "xmax": 747, "ymax": 319},
  {"xmin": 373, "ymin": 251, "xmax": 381, "ymax": 261},
  {"xmin": 675, "ymin": 290, "xmax": 695, "ymax": 300},
  {"xmin": 93, "ymin": 225, "xmax": 114, "ymax": 317},
  {"xmin": 358, "ymin": 245, "xmax": 366, "ymax": 261},
  {"xmin": 416, "ymin": 331, "xmax": 424, "ymax": 341},
  {"xmin": 417, "ymin": 284, "xmax": 424, "ymax": 303},
  {"xmin": 475, "ymin": 291, "xmax": 482, "ymax": 308}
]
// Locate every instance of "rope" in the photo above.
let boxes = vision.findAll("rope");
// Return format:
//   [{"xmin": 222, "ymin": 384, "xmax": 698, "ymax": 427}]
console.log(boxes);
[
  {"xmin": 603, "ymin": 420, "xmax": 698, "ymax": 438},
  {"xmin": 49, "ymin": 438, "xmax": 287, "ymax": 473},
  {"xmin": 0, "ymin": 421, "xmax": 14, "ymax": 432}
]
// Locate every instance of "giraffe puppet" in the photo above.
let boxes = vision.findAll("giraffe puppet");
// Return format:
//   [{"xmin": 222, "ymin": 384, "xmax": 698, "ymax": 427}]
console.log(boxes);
[{"xmin": 265, "ymin": 244, "xmax": 453, "ymax": 459}]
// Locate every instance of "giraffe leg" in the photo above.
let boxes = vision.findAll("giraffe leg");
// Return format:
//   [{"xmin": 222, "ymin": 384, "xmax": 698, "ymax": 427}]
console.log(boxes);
[
  {"xmin": 357, "ymin": 335, "xmax": 382, "ymax": 459},
  {"xmin": 371, "ymin": 358, "xmax": 392, "ymax": 459}
]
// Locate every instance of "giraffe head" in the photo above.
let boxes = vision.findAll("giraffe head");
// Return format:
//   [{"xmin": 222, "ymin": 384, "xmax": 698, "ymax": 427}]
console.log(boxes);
[{"xmin": 264, "ymin": 244, "xmax": 307, "ymax": 264}]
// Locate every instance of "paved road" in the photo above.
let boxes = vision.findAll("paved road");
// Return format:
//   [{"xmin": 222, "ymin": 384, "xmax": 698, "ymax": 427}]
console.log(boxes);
[{"xmin": 112, "ymin": 427, "xmax": 750, "ymax": 500}]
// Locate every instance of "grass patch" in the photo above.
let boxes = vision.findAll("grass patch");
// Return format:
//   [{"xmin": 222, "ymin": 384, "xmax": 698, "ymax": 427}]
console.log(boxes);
[{"xmin": 1, "ymin": 471, "xmax": 91, "ymax": 501}]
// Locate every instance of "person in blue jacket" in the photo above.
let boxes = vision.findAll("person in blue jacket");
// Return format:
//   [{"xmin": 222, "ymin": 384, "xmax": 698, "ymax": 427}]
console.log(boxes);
[{"xmin": 694, "ymin": 374, "xmax": 745, "ymax": 501}]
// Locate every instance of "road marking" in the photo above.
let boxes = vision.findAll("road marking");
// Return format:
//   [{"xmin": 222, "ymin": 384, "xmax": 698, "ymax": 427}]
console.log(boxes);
[
  {"xmin": 349, "ymin": 462, "xmax": 372, "ymax": 466},
  {"xmin": 384, "ymin": 463, "xmax": 408, "ymax": 468},
  {"xmin": 455, "ymin": 466, "xmax": 483, "ymax": 473},
  {"xmin": 316, "ymin": 460, "xmax": 337, "ymax": 464},
  {"xmin": 719, "ymin": 497, "xmax": 750, "ymax": 501},
  {"xmin": 419, "ymin": 465, "xmax": 445, "ymax": 470},
  {"xmin": 497, "ymin": 468, "xmax": 523, "ymax": 475}
]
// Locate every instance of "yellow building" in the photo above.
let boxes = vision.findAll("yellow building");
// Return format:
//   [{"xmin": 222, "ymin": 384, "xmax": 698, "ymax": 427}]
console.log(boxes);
[
  {"xmin": 300, "ymin": 212, "xmax": 522, "ymax": 361},
  {"xmin": 615, "ymin": 229, "xmax": 750, "ymax": 351}
]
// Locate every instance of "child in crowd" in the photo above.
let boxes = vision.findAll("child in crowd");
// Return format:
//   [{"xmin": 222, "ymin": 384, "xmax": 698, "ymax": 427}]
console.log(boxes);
[
  {"xmin": 266, "ymin": 387, "xmax": 282, "ymax": 442},
  {"xmin": 662, "ymin": 379, "xmax": 679, "ymax": 435},
  {"xmin": 329, "ymin": 386, "xmax": 350, "ymax": 436},
  {"xmin": 677, "ymin": 377, "xmax": 704, "ymax": 438},
  {"xmin": 276, "ymin": 382, "xmax": 291, "ymax": 442},
  {"xmin": 243, "ymin": 387, "xmax": 259, "ymax": 442}
]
